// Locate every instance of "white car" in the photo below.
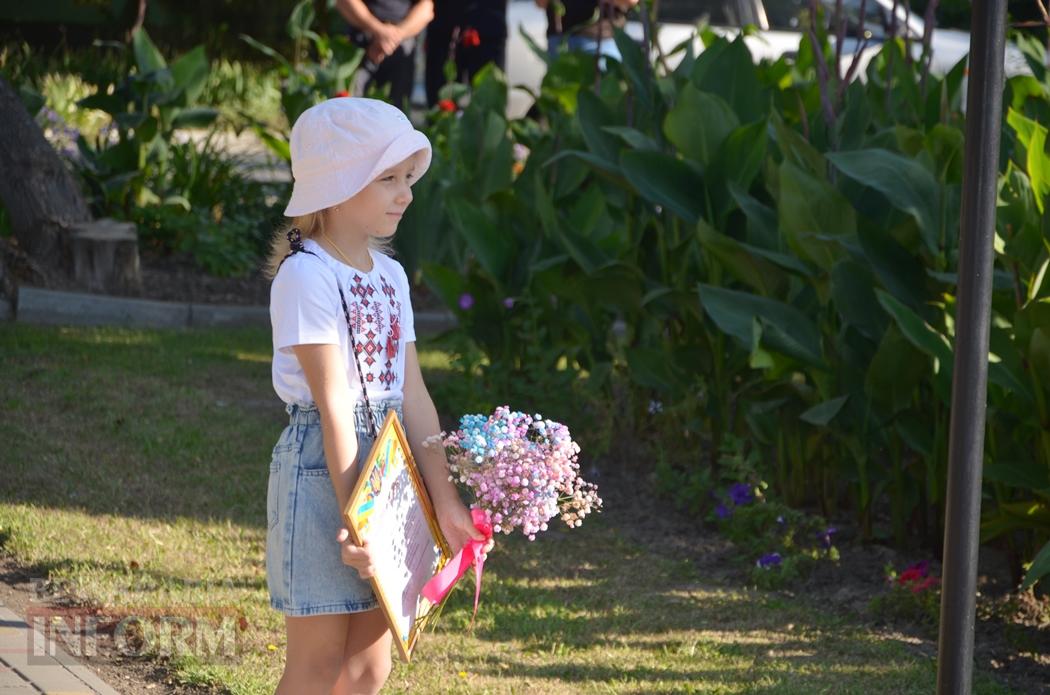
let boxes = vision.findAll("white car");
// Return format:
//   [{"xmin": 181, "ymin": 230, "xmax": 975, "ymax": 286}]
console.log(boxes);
[{"xmin": 504, "ymin": 0, "xmax": 1029, "ymax": 118}]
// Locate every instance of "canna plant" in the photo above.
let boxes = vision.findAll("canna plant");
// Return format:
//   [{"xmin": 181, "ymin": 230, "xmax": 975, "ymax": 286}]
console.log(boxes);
[{"xmin": 403, "ymin": 14, "xmax": 1050, "ymax": 588}]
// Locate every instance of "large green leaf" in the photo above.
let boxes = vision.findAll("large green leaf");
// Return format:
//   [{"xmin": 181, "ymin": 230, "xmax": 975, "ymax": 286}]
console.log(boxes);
[
  {"xmin": 602, "ymin": 126, "xmax": 660, "ymax": 151},
  {"xmin": 866, "ymin": 325, "xmax": 926, "ymax": 414},
  {"xmin": 447, "ymin": 200, "xmax": 514, "ymax": 281},
  {"xmin": 696, "ymin": 219, "xmax": 785, "ymax": 295},
  {"xmin": 982, "ymin": 501, "xmax": 1050, "ymax": 543},
  {"xmin": 690, "ymin": 35, "xmax": 767, "ymax": 124},
  {"xmin": 132, "ymin": 27, "xmax": 167, "ymax": 75},
  {"xmin": 827, "ymin": 149, "xmax": 942, "ymax": 254},
  {"xmin": 857, "ymin": 224, "xmax": 929, "ymax": 312},
  {"xmin": 286, "ymin": 0, "xmax": 315, "ymax": 40},
  {"xmin": 169, "ymin": 45, "xmax": 208, "ymax": 104},
  {"xmin": 831, "ymin": 259, "xmax": 887, "ymax": 341},
  {"xmin": 698, "ymin": 284, "xmax": 824, "ymax": 367},
  {"xmin": 770, "ymin": 113, "xmax": 826, "ymax": 178},
  {"xmin": 988, "ymin": 325, "xmax": 1035, "ymax": 404},
  {"xmin": 626, "ymin": 347, "xmax": 683, "ymax": 393},
  {"xmin": 239, "ymin": 34, "xmax": 291, "ymax": 69},
  {"xmin": 612, "ymin": 27, "xmax": 653, "ymax": 108},
  {"xmin": 800, "ymin": 396, "xmax": 849, "ymax": 427},
  {"xmin": 420, "ymin": 262, "xmax": 466, "ymax": 310},
  {"xmin": 171, "ymin": 107, "xmax": 219, "ymax": 129},
  {"xmin": 471, "ymin": 63, "xmax": 509, "ymax": 118},
  {"xmin": 984, "ymin": 459, "xmax": 1050, "ymax": 495},
  {"xmin": 876, "ymin": 290, "xmax": 952, "ymax": 370},
  {"xmin": 543, "ymin": 149, "xmax": 622, "ymax": 177},
  {"xmin": 663, "ymin": 84, "xmax": 738, "ymax": 166},
  {"xmin": 729, "ymin": 184, "xmax": 779, "ymax": 250},
  {"xmin": 620, "ymin": 150, "xmax": 705, "ymax": 223},
  {"xmin": 777, "ymin": 160, "xmax": 854, "ymax": 270},
  {"xmin": 1022, "ymin": 540, "xmax": 1050, "ymax": 590},
  {"xmin": 1007, "ymin": 108, "xmax": 1050, "ymax": 214},
  {"xmin": 709, "ymin": 118, "xmax": 767, "ymax": 194}
]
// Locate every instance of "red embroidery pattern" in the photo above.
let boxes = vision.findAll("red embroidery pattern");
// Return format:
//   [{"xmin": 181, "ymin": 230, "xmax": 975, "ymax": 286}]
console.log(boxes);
[{"xmin": 347, "ymin": 271, "xmax": 402, "ymax": 389}]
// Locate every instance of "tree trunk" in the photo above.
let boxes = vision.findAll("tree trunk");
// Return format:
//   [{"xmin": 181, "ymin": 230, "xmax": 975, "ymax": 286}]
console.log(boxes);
[{"xmin": 0, "ymin": 75, "xmax": 92, "ymax": 284}]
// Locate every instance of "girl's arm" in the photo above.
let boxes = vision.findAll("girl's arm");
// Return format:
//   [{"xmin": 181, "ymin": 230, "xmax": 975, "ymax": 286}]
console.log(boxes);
[
  {"xmin": 292, "ymin": 343, "xmax": 361, "ymax": 514},
  {"xmin": 294, "ymin": 343, "xmax": 380, "ymax": 577},
  {"xmin": 402, "ymin": 342, "xmax": 491, "ymax": 555}
]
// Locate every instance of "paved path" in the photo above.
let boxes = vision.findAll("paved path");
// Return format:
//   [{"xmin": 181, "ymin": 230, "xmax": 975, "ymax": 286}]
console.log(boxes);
[{"xmin": 0, "ymin": 605, "xmax": 120, "ymax": 694}]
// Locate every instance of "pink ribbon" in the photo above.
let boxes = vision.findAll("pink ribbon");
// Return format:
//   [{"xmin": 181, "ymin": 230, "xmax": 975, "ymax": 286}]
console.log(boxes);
[{"xmin": 421, "ymin": 507, "xmax": 493, "ymax": 626}]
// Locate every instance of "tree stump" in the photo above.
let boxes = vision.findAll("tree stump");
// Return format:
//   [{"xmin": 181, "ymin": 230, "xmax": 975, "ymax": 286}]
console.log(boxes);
[{"xmin": 69, "ymin": 218, "xmax": 142, "ymax": 294}]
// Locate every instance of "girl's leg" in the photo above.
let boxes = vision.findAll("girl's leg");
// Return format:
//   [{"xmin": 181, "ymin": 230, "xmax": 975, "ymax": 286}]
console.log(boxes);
[
  {"xmin": 276, "ymin": 614, "xmax": 350, "ymax": 694},
  {"xmin": 330, "ymin": 607, "xmax": 393, "ymax": 695}
]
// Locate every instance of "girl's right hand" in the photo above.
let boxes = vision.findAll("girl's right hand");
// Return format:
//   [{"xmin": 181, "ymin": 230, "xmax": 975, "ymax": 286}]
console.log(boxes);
[{"xmin": 336, "ymin": 527, "xmax": 377, "ymax": 579}]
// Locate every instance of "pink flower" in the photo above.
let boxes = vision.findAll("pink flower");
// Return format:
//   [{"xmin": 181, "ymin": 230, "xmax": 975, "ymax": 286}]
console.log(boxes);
[{"xmin": 433, "ymin": 407, "xmax": 601, "ymax": 540}]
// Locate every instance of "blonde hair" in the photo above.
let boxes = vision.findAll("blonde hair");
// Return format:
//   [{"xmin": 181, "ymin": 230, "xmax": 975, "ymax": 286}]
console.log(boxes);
[{"xmin": 262, "ymin": 209, "xmax": 395, "ymax": 281}]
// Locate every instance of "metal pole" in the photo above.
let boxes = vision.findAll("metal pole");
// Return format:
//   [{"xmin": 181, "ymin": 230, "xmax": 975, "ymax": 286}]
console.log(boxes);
[{"xmin": 937, "ymin": 2, "xmax": 1007, "ymax": 693}]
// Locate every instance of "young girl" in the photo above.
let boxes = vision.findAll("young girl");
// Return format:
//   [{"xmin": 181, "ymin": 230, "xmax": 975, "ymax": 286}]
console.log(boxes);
[{"xmin": 263, "ymin": 97, "xmax": 490, "ymax": 695}]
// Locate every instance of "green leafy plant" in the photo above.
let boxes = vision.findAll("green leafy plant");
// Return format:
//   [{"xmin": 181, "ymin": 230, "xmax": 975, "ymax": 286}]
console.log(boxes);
[
  {"xmin": 240, "ymin": 0, "xmax": 364, "ymax": 161},
  {"xmin": 73, "ymin": 27, "xmax": 219, "ymax": 215},
  {"xmin": 405, "ymin": 16, "xmax": 1050, "ymax": 589}
]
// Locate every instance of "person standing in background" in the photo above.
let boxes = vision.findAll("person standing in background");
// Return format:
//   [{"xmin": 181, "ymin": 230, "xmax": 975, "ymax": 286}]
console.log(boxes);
[
  {"xmin": 424, "ymin": 0, "xmax": 509, "ymax": 107},
  {"xmin": 534, "ymin": 0, "xmax": 639, "ymax": 66},
  {"xmin": 336, "ymin": 0, "xmax": 435, "ymax": 110}
]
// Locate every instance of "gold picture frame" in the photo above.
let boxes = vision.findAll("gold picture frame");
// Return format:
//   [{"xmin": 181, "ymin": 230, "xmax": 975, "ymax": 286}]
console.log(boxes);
[{"xmin": 342, "ymin": 409, "xmax": 452, "ymax": 662}]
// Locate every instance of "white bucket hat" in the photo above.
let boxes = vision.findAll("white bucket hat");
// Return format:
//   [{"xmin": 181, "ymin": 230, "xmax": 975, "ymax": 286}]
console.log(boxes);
[{"xmin": 283, "ymin": 97, "xmax": 433, "ymax": 217}]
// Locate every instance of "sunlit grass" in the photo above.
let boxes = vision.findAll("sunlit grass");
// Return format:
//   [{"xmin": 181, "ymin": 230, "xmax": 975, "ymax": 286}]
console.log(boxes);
[{"xmin": 0, "ymin": 323, "xmax": 1019, "ymax": 694}]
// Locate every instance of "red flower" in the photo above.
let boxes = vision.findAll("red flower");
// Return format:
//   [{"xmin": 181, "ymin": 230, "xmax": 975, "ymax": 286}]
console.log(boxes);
[
  {"xmin": 461, "ymin": 27, "xmax": 481, "ymax": 48},
  {"xmin": 438, "ymin": 99, "xmax": 457, "ymax": 113},
  {"xmin": 911, "ymin": 576, "xmax": 940, "ymax": 594},
  {"xmin": 332, "ymin": 90, "xmax": 350, "ymax": 98},
  {"xmin": 897, "ymin": 568, "xmax": 924, "ymax": 586}
]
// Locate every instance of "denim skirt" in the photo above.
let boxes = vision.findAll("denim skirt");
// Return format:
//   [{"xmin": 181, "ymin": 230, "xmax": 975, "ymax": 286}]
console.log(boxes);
[{"xmin": 267, "ymin": 399, "xmax": 404, "ymax": 616}]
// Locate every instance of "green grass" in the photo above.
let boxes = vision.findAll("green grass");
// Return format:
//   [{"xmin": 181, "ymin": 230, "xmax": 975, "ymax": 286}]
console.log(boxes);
[{"xmin": 0, "ymin": 323, "xmax": 1018, "ymax": 694}]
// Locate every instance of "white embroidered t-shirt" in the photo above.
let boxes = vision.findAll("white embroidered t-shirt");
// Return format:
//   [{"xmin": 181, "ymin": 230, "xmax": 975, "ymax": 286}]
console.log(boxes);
[{"xmin": 270, "ymin": 237, "xmax": 416, "ymax": 407}]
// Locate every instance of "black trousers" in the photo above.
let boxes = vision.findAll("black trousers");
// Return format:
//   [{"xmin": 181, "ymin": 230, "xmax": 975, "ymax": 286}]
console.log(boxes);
[
  {"xmin": 351, "ymin": 32, "xmax": 418, "ymax": 112},
  {"xmin": 424, "ymin": 22, "xmax": 507, "ymax": 107}
]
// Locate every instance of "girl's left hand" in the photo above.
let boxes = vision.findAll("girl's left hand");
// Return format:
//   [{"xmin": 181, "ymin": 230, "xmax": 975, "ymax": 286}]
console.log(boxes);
[{"xmin": 436, "ymin": 499, "xmax": 495, "ymax": 557}]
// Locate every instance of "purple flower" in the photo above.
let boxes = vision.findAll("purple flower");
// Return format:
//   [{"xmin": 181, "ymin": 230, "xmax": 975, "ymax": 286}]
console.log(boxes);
[
  {"xmin": 756, "ymin": 552, "xmax": 782, "ymax": 569},
  {"xmin": 728, "ymin": 483, "xmax": 753, "ymax": 506},
  {"xmin": 818, "ymin": 526, "xmax": 837, "ymax": 549},
  {"xmin": 502, "ymin": 297, "xmax": 515, "ymax": 309},
  {"xmin": 714, "ymin": 503, "xmax": 731, "ymax": 520},
  {"xmin": 458, "ymin": 293, "xmax": 474, "ymax": 310}
]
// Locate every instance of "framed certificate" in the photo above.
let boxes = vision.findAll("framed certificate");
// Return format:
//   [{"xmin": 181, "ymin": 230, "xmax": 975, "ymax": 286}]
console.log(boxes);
[{"xmin": 342, "ymin": 409, "xmax": 452, "ymax": 662}]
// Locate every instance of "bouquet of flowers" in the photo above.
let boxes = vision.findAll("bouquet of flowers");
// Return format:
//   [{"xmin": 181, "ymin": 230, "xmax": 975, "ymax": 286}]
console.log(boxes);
[{"xmin": 420, "ymin": 406, "xmax": 601, "ymax": 616}]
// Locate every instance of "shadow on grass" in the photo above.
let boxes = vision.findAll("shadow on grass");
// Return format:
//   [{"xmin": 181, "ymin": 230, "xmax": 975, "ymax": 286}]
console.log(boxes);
[
  {"xmin": 0, "ymin": 556, "xmax": 266, "ymax": 602},
  {"xmin": 418, "ymin": 519, "xmax": 1026, "ymax": 694},
  {"xmin": 1, "ymin": 323, "xmax": 286, "ymax": 527}
]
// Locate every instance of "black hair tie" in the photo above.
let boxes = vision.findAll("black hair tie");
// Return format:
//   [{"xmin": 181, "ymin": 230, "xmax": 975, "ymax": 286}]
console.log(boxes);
[{"xmin": 287, "ymin": 227, "xmax": 305, "ymax": 252}]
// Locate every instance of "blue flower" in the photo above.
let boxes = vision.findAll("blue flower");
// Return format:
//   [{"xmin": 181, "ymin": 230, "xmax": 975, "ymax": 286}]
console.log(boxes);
[
  {"xmin": 756, "ymin": 552, "xmax": 782, "ymax": 569},
  {"xmin": 714, "ymin": 503, "xmax": 731, "ymax": 520},
  {"xmin": 818, "ymin": 526, "xmax": 837, "ymax": 549},
  {"xmin": 458, "ymin": 293, "xmax": 474, "ymax": 310},
  {"xmin": 728, "ymin": 483, "xmax": 753, "ymax": 506}
]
